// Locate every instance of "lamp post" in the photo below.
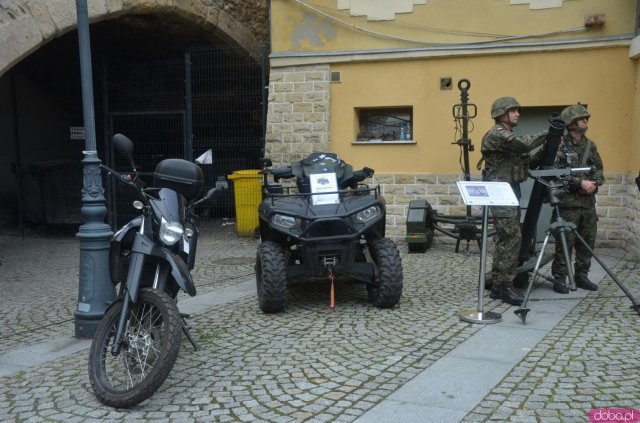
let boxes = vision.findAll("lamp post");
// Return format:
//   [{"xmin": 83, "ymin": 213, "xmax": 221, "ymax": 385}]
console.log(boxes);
[{"xmin": 74, "ymin": 0, "xmax": 115, "ymax": 338}]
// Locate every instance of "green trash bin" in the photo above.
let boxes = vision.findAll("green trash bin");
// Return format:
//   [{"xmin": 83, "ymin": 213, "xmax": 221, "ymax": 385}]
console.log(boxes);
[{"xmin": 228, "ymin": 169, "xmax": 263, "ymax": 237}]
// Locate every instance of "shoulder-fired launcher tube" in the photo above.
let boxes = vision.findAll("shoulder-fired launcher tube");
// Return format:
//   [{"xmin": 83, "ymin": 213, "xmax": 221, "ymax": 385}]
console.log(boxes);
[{"xmin": 519, "ymin": 117, "xmax": 565, "ymax": 263}]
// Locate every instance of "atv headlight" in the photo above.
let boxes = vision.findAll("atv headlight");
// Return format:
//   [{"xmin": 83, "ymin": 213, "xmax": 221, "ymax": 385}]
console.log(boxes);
[
  {"xmin": 355, "ymin": 206, "xmax": 379, "ymax": 223},
  {"xmin": 272, "ymin": 214, "xmax": 300, "ymax": 229},
  {"xmin": 159, "ymin": 218, "xmax": 184, "ymax": 245}
]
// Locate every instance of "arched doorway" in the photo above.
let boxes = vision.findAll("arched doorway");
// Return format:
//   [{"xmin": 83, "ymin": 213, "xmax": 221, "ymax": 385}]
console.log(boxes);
[{"xmin": 0, "ymin": 5, "xmax": 268, "ymax": 235}]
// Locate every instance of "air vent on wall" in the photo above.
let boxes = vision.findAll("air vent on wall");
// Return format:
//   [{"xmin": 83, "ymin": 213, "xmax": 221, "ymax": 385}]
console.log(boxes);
[{"xmin": 331, "ymin": 71, "xmax": 341, "ymax": 82}]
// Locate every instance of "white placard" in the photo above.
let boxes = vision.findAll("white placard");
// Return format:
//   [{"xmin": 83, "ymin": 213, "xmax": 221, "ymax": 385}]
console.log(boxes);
[
  {"xmin": 456, "ymin": 181, "xmax": 519, "ymax": 206},
  {"xmin": 310, "ymin": 173, "xmax": 340, "ymax": 205}
]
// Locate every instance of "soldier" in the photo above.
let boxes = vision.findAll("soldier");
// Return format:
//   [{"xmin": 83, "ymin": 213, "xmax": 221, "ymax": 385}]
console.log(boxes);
[
  {"xmin": 551, "ymin": 104, "xmax": 604, "ymax": 293},
  {"xmin": 481, "ymin": 97, "xmax": 547, "ymax": 305}
]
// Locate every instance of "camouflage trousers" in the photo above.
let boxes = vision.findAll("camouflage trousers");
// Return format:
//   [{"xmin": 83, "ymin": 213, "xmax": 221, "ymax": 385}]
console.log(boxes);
[
  {"xmin": 490, "ymin": 206, "xmax": 521, "ymax": 287},
  {"xmin": 551, "ymin": 206, "xmax": 598, "ymax": 279}
]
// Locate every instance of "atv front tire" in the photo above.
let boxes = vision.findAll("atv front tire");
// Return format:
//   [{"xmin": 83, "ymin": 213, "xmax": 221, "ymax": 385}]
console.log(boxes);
[
  {"xmin": 367, "ymin": 238, "xmax": 403, "ymax": 308},
  {"xmin": 255, "ymin": 241, "xmax": 287, "ymax": 313}
]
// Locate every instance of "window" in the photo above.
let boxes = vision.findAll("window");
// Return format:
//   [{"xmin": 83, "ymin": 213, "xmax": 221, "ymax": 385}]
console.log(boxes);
[{"xmin": 355, "ymin": 107, "xmax": 413, "ymax": 143}]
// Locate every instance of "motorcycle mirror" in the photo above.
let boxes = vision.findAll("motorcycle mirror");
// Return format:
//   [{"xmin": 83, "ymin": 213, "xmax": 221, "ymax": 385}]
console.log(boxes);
[
  {"xmin": 112, "ymin": 133, "xmax": 136, "ymax": 170},
  {"xmin": 205, "ymin": 187, "xmax": 218, "ymax": 201}
]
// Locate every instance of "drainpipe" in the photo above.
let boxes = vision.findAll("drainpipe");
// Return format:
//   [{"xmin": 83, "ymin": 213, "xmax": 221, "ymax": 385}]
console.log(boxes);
[{"xmin": 74, "ymin": 0, "xmax": 115, "ymax": 338}]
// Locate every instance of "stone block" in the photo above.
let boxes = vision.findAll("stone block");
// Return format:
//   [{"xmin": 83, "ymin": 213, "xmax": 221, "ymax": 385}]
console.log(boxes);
[
  {"xmin": 404, "ymin": 185, "xmax": 426, "ymax": 195},
  {"xmin": 284, "ymin": 72, "xmax": 306, "ymax": 83},
  {"xmin": 285, "ymin": 93, "xmax": 304, "ymax": 103},
  {"xmin": 439, "ymin": 195, "xmax": 461, "ymax": 205},
  {"xmin": 304, "ymin": 112, "xmax": 324, "ymax": 122},
  {"xmin": 293, "ymin": 103, "xmax": 313, "ymax": 113},
  {"xmin": 374, "ymin": 175, "xmax": 395, "ymax": 184},
  {"xmin": 273, "ymin": 103, "xmax": 292, "ymax": 113},
  {"xmin": 427, "ymin": 185, "xmax": 449, "ymax": 195},
  {"xmin": 384, "ymin": 185, "xmax": 405, "ymax": 195},
  {"xmin": 273, "ymin": 83, "xmax": 293, "ymax": 93},
  {"xmin": 304, "ymin": 92, "xmax": 325, "ymax": 102},
  {"xmin": 395, "ymin": 174, "xmax": 415, "ymax": 184},
  {"xmin": 438, "ymin": 174, "xmax": 462, "ymax": 184},
  {"xmin": 283, "ymin": 113, "xmax": 304, "ymax": 123},
  {"xmin": 416, "ymin": 175, "xmax": 438, "ymax": 184},
  {"xmin": 305, "ymin": 71, "xmax": 328, "ymax": 81},
  {"xmin": 294, "ymin": 82, "xmax": 314, "ymax": 92}
]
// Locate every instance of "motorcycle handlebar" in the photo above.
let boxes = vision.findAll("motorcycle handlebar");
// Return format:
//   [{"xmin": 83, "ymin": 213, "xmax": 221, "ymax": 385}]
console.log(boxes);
[{"xmin": 100, "ymin": 164, "xmax": 143, "ymax": 190}]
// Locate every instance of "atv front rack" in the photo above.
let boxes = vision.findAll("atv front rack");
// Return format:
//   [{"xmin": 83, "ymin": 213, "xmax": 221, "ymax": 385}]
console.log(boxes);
[{"xmin": 263, "ymin": 184, "xmax": 380, "ymax": 205}]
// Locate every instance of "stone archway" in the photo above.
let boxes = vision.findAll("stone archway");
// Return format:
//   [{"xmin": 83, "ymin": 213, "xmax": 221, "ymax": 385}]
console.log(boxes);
[{"xmin": 0, "ymin": 0, "xmax": 269, "ymax": 77}]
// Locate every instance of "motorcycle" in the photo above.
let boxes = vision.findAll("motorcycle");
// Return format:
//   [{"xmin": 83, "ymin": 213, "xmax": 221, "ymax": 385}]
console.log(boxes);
[{"xmin": 88, "ymin": 133, "xmax": 217, "ymax": 408}]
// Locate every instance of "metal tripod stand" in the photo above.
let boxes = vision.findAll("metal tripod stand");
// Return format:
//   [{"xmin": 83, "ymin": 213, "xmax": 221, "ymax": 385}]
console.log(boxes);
[{"xmin": 515, "ymin": 179, "xmax": 640, "ymax": 324}]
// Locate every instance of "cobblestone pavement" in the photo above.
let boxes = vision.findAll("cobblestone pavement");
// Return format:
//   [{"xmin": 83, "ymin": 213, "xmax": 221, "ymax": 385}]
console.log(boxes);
[{"xmin": 0, "ymin": 221, "xmax": 638, "ymax": 422}]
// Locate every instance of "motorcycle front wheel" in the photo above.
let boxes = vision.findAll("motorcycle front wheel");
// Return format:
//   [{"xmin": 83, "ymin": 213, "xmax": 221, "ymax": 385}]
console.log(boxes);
[{"xmin": 88, "ymin": 288, "xmax": 182, "ymax": 408}]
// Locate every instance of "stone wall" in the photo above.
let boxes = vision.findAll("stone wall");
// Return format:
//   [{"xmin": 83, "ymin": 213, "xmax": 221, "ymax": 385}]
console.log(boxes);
[
  {"xmin": 265, "ymin": 64, "xmax": 331, "ymax": 166},
  {"xmin": 625, "ymin": 172, "xmax": 640, "ymax": 256},
  {"xmin": 372, "ymin": 172, "xmax": 639, "ymax": 253}
]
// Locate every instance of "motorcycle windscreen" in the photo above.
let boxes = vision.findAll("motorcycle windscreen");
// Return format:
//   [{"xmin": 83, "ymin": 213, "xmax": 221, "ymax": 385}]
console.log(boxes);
[{"xmin": 150, "ymin": 188, "xmax": 186, "ymax": 224}]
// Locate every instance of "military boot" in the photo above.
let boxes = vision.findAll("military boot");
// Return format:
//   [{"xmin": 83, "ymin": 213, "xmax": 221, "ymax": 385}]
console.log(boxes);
[
  {"xmin": 489, "ymin": 283, "xmax": 501, "ymax": 300},
  {"xmin": 500, "ymin": 283, "xmax": 524, "ymax": 306},
  {"xmin": 552, "ymin": 276, "xmax": 569, "ymax": 294},
  {"xmin": 575, "ymin": 275, "xmax": 598, "ymax": 291}
]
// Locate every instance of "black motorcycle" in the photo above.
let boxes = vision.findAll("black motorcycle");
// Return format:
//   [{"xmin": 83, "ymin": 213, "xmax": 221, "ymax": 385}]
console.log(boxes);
[{"xmin": 88, "ymin": 134, "xmax": 216, "ymax": 408}]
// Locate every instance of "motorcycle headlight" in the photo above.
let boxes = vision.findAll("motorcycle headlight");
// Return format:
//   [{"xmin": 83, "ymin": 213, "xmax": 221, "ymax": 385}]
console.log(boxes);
[
  {"xmin": 355, "ymin": 206, "xmax": 379, "ymax": 223},
  {"xmin": 159, "ymin": 218, "xmax": 184, "ymax": 245},
  {"xmin": 272, "ymin": 214, "xmax": 300, "ymax": 229}
]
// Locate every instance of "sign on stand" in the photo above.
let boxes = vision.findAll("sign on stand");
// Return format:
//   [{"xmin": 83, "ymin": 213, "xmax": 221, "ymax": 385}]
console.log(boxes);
[{"xmin": 456, "ymin": 181, "xmax": 519, "ymax": 324}]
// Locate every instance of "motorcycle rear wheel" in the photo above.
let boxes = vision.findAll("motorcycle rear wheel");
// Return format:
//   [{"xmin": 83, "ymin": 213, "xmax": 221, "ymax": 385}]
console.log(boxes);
[{"xmin": 88, "ymin": 288, "xmax": 181, "ymax": 408}]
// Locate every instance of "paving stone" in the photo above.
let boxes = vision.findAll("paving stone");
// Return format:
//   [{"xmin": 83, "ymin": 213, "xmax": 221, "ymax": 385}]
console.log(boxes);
[{"xmin": 1, "ymin": 229, "xmax": 638, "ymax": 422}]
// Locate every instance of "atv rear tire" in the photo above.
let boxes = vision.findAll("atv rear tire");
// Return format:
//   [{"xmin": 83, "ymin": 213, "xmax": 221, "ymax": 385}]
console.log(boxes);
[
  {"xmin": 367, "ymin": 238, "xmax": 403, "ymax": 308},
  {"xmin": 256, "ymin": 241, "xmax": 287, "ymax": 313}
]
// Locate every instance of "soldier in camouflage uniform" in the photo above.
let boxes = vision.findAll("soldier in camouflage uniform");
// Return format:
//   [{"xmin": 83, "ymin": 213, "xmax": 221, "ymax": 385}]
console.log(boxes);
[
  {"xmin": 551, "ymin": 104, "xmax": 604, "ymax": 293},
  {"xmin": 481, "ymin": 97, "xmax": 547, "ymax": 305}
]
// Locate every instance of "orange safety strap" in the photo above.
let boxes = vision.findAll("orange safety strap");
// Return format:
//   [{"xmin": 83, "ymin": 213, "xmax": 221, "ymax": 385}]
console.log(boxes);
[{"xmin": 329, "ymin": 272, "xmax": 335, "ymax": 309}]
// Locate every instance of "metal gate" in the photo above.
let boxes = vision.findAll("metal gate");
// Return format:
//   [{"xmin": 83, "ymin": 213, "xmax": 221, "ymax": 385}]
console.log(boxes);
[{"xmin": 104, "ymin": 45, "xmax": 266, "ymax": 228}]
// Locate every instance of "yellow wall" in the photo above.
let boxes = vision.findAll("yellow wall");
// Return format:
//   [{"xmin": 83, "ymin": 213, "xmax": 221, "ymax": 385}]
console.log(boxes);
[
  {"xmin": 330, "ymin": 46, "xmax": 635, "ymax": 173},
  {"xmin": 272, "ymin": 0, "xmax": 636, "ymax": 53}
]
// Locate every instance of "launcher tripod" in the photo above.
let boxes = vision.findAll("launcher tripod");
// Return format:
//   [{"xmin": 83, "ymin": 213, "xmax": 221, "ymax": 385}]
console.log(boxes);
[{"xmin": 515, "ymin": 168, "xmax": 640, "ymax": 324}]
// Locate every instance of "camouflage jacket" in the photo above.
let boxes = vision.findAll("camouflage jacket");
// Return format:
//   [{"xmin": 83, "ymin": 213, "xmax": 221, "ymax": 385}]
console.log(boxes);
[
  {"xmin": 480, "ymin": 123, "xmax": 547, "ymax": 186},
  {"xmin": 555, "ymin": 133, "xmax": 604, "ymax": 208}
]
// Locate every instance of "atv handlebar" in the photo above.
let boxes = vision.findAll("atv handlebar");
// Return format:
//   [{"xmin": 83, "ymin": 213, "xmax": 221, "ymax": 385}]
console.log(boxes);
[{"xmin": 270, "ymin": 166, "xmax": 294, "ymax": 182}]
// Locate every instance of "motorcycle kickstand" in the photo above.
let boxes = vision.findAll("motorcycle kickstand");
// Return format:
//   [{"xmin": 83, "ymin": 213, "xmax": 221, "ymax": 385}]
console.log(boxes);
[{"xmin": 180, "ymin": 312, "xmax": 199, "ymax": 350}]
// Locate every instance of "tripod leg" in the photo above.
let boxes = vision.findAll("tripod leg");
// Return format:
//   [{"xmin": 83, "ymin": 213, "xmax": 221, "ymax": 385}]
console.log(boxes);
[
  {"xmin": 573, "ymin": 232, "xmax": 640, "ymax": 316},
  {"xmin": 557, "ymin": 227, "xmax": 576, "ymax": 291},
  {"xmin": 515, "ymin": 231, "xmax": 551, "ymax": 324}
]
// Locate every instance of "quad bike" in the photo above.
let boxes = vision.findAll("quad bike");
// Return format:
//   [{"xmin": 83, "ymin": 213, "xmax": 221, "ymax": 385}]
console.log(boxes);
[{"xmin": 255, "ymin": 152, "xmax": 403, "ymax": 313}]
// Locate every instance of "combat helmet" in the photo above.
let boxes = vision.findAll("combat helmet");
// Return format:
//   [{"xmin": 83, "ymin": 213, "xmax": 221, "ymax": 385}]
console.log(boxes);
[
  {"xmin": 560, "ymin": 104, "xmax": 590, "ymax": 126},
  {"xmin": 491, "ymin": 97, "xmax": 521, "ymax": 119}
]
